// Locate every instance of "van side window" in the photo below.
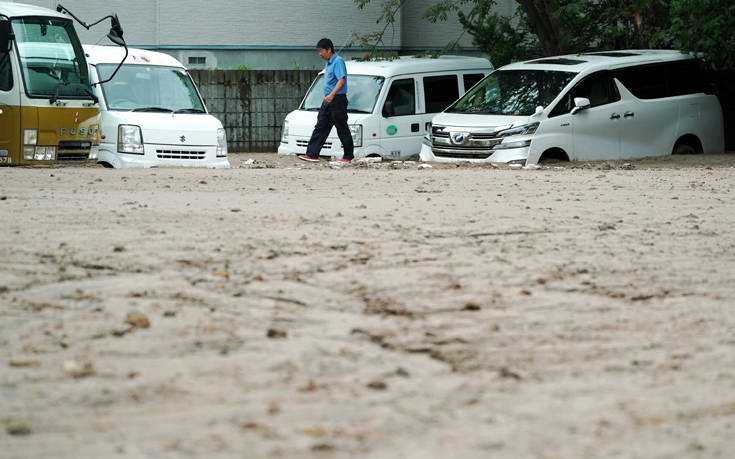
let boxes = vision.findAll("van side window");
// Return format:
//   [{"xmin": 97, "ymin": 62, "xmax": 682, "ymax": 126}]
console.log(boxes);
[
  {"xmin": 383, "ymin": 78, "xmax": 415, "ymax": 117},
  {"xmin": 549, "ymin": 71, "xmax": 619, "ymax": 117},
  {"xmin": 614, "ymin": 64, "xmax": 668, "ymax": 99},
  {"xmin": 463, "ymin": 73, "xmax": 484, "ymax": 91},
  {"xmin": 668, "ymin": 61, "xmax": 708, "ymax": 96},
  {"xmin": 424, "ymin": 75, "xmax": 459, "ymax": 113}
]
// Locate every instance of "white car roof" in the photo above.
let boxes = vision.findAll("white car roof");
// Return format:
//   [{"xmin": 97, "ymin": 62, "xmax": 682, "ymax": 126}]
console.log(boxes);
[
  {"xmin": 83, "ymin": 45, "xmax": 185, "ymax": 68},
  {"xmin": 501, "ymin": 49, "xmax": 694, "ymax": 73},
  {"xmin": 0, "ymin": 2, "xmax": 67, "ymax": 19},
  {"xmin": 329, "ymin": 55, "xmax": 492, "ymax": 77}
]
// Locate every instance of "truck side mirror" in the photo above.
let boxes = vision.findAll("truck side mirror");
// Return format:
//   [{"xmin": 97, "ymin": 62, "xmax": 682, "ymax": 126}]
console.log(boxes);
[
  {"xmin": 382, "ymin": 101, "xmax": 394, "ymax": 118},
  {"xmin": 571, "ymin": 97, "xmax": 590, "ymax": 115},
  {"xmin": 106, "ymin": 14, "xmax": 125, "ymax": 46},
  {"xmin": 0, "ymin": 20, "xmax": 11, "ymax": 52}
]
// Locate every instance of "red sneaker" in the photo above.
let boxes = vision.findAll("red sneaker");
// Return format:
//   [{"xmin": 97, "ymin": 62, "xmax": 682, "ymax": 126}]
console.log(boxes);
[
  {"xmin": 337, "ymin": 158, "xmax": 352, "ymax": 163},
  {"xmin": 298, "ymin": 154, "xmax": 319, "ymax": 162}
]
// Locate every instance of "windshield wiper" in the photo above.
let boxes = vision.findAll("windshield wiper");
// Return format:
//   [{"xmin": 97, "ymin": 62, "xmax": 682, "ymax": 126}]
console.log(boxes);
[
  {"xmin": 49, "ymin": 82, "xmax": 99, "ymax": 105},
  {"xmin": 132, "ymin": 107, "xmax": 173, "ymax": 112},
  {"xmin": 347, "ymin": 109, "xmax": 371, "ymax": 114},
  {"xmin": 173, "ymin": 108, "xmax": 205, "ymax": 114}
]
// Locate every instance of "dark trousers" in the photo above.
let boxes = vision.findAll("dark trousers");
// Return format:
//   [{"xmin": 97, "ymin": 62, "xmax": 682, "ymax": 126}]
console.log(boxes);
[{"xmin": 306, "ymin": 94, "xmax": 354, "ymax": 159}]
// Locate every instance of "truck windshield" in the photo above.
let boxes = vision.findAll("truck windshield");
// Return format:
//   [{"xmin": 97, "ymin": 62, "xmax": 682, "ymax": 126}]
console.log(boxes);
[
  {"xmin": 447, "ymin": 69, "xmax": 577, "ymax": 116},
  {"xmin": 12, "ymin": 17, "xmax": 92, "ymax": 100},
  {"xmin": 300, "ymin": 74, "xmax": 384, "ymax": 114},
  {"xmin": 96, "ymin": 64, "xmax": 205, "ymax": 112}
]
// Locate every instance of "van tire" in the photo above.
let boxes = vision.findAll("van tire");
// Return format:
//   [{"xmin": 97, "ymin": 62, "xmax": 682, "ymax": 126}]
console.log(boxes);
[
  {"xmin": 672, "ymin": 137, "xmax": 702, "ymax": 155},
  {"xmin": 538, "ymin": 148, "xmax": 569, "ymax": 163}
]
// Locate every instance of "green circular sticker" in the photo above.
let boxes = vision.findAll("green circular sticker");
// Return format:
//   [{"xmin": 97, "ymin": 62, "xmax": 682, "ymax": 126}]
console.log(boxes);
[{"xmin": 386, "ymin": 125, "xmax": 398, "ymax": 136}]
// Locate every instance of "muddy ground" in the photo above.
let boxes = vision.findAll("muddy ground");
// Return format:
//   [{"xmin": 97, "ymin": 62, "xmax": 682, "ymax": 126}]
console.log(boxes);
[{"xmin": 1, "ymin": 153, "xmax": 734, "ymax": 458}]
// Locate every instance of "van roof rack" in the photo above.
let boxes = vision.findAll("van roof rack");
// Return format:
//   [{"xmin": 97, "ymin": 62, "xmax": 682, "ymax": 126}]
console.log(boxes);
[
  {"xmin": 583, "ymin": 51, "xmax": 640, "ymax": 57},
  {"xmin": 526, "ymin": 58, "xmax": 586, "ymax": 65}
]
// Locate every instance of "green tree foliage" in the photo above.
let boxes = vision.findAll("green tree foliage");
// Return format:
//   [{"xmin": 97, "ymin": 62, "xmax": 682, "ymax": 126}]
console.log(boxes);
[
  {"xmin": 353, "ymin": 0, "xmax": 733, "ymax": 69},
  {"xmin": 670, "ymin": 0, "xmax": 735, "ymax": 69}
]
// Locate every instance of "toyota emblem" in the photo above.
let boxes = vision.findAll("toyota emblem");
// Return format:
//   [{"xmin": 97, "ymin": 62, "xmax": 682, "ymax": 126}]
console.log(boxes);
[{"xmin": 451, "ymin": 132, "xmax": 469, "ymax": 145}]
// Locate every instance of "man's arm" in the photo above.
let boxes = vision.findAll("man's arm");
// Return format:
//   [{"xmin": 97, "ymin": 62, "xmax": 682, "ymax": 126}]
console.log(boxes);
[{"xmin": 324, "ymin": 77, "xmax": 345, "ymax": 104}]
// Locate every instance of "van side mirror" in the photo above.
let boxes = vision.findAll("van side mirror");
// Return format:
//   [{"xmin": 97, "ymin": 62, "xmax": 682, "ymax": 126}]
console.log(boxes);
[
  {"xmin": 0, "ymin": 20, "xmax": 11, "ymax": 52},
  {"xmin": 571, "ymin": 97, "xmax": 590, "ymax": 115},
  {"xmin": 382, "ymin": 101, "xmax": 394, "ymax": 118}
]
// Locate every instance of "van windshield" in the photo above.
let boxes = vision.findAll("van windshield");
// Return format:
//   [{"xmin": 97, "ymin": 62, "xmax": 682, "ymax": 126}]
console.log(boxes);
[
  {"xmin": 301, "ymin": 74, "xmax": 385, "ymax": 113},
  {"xmin": 447, "ymin": 69, "xmax": 576, "ymax": 116},
  {"xmin": 96, "ymin": 64, "xmax": 205, "ymax": 113},
  {"xmin": 12, "ymin": 17, "xmax": 93, "ymax": 100}
]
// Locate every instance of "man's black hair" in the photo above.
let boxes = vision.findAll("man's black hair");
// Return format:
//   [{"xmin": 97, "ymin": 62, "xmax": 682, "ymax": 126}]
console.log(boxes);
[{"xmin": 316, "ymin": 38, "xmax": 334, "ymax": 52}]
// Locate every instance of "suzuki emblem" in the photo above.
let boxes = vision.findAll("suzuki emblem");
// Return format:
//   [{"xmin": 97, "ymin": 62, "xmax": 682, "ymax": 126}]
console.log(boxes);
[
  {"xmin": 74, "ymin": 112, "xmax": 79, "ymax": 123},
  {"xmin": 180, "ymin": 135, "xmax": 186, "ymax": 143}
]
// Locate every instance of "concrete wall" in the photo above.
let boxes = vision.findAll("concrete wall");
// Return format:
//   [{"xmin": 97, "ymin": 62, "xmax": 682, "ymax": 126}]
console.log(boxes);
[{"xmin": 190, "ymin": 70, "xmax": 319, "ymax": 152}]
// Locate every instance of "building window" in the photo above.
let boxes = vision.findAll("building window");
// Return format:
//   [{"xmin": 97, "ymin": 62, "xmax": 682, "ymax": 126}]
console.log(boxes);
[{"xmin": 188, "ymin": 56, "xmax": 206, "ymax": 66}]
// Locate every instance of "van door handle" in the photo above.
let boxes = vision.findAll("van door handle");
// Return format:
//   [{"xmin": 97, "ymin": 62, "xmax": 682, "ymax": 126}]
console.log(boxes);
[
  {"xmin": 411, "ymin": 123, "xmax": 420, "ymax": 133},
  {"xmin": 624, "ymin": 111, "xmax": 635, "ymax": 118},
  {"xmin": 610, "ymin": 113, "xmax": 620, "ymax": 120}
]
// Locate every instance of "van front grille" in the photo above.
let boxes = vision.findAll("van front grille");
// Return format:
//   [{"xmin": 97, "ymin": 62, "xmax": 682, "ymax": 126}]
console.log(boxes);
[
  {"xmin": 296, "ymin": 139, "xmax": 332, "ymax": 149},
  {"xmin": 156, "ymin": 149, "xmax": 206, "ymax": 160}
]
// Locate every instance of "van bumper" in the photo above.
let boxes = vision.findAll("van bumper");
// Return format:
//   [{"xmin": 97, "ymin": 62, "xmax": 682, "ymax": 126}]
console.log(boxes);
[
  {"xmin": 98, "ymin": 144, "xmax": 230, "ymax": 168},
  {"xmin": 419, "ymin": 142, "xmax": 530, "ymax": 164},
  {"xmin": 278, "ymin": 139, "xmax": 380, "ymax": 159}
]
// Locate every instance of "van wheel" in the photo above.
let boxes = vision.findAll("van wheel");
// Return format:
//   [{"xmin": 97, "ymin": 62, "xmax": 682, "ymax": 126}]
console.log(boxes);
[
  {"xmin": 538, "ymin": 148, "xmax": 569, "ymax": 163},
  {"xmin": 672, "ymin": 142, "xmax": 696, "ymax": 155}
]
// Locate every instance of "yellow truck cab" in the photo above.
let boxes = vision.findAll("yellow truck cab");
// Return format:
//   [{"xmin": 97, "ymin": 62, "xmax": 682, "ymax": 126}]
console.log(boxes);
[{"xmin": 0, "ymin": 2, "xmax": 124, "ymax": 165}]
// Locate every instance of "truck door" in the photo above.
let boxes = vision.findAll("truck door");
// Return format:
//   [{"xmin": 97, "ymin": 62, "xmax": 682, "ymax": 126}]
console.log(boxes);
[
  {"xmin": 379, "ymin": 77, "xmax": 420, "ymax": 159},
  {"xmin": 0, "ymin": 33, "xmax": 19, "ymax": 164}
]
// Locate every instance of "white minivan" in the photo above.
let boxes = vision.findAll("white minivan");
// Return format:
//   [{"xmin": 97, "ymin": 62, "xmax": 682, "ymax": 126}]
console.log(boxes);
[
  {"xmin": 84, "ymin": 45, "xmax": 229, "ymax": 168},
  {"xmin": 278, "ymin": 55, "xmax": 493, "ymax": 160},
  {"xmin": 420, "ymin": 50, "xmax": 724, "ymax": 165}
]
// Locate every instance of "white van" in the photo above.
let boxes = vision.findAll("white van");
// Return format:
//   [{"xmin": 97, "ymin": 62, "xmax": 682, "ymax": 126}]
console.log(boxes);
[
  {"xmin": 84, "ymin": 45, "xmax": 229, "ymax": 168},
  {"xmin": 278, "ymin": 55, "xmax": 493, "ymax": 160},
  {"xmin": 420, "ymin": 50, "xmax": 724, "ymax": 165}
]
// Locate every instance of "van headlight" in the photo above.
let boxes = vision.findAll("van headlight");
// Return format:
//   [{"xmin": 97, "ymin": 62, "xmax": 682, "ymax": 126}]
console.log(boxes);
[
  {"xmin": 216, "ymin": 128, "xmax": 228, "ymax": 157},
  {"xmin": 349, "ymin": 124, "xmax": 362, "ymax": 147},
  {"xmin": 280, "ymin": 121, "xmax": 289, "ymax": 144},
  {"xmin": 497, "ymin": 122, "xmax": 539, "ymax": 138},
  {"xmin": 494, "ymin": 139, "xmax": 532, "ymax": 150},
  {"xmin": 118, "ymin": 125, "xmax": 144, "ymax": 155}
]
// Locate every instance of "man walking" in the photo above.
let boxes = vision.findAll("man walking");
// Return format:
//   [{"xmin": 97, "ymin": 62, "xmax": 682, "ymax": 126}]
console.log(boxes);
[{"xmin": 298, "ymin": 38, "xmax": 354, "ymax": 163}]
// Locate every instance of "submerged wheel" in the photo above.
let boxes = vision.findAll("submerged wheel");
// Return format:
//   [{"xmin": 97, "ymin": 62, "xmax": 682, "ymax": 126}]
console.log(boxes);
[{"xmin": 672, "ymin": 142, "xmax": 697, "ymax": 155}]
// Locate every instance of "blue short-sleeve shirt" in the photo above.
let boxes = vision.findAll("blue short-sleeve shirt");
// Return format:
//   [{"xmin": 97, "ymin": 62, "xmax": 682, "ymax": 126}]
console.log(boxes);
[{"xmin": 324, "ymin": 53, "xmax": 347, "ymax": 96}]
